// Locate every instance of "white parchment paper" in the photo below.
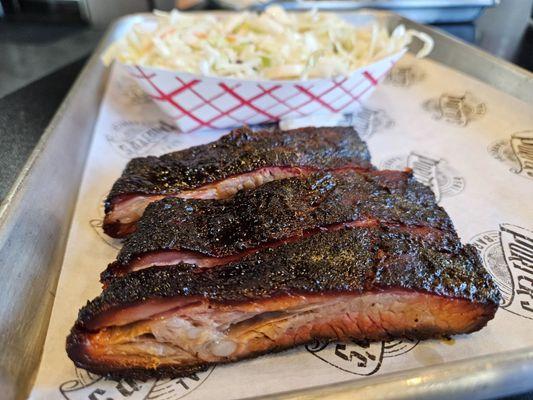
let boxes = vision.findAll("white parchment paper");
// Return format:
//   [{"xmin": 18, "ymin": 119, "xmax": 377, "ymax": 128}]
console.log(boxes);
[{"xmin": 30, "ymin": 53, "xmax": 533, "ymax": 400}]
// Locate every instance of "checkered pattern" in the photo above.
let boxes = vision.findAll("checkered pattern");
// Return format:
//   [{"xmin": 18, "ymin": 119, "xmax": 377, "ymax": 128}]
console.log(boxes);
[{"xmin": 127, "ymin": 52, "xmax": 403, "ymax": 132}]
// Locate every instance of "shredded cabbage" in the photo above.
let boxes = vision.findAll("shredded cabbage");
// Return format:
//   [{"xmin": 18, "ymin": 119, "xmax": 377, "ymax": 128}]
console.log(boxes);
[{"xmin": 102, "ymin": 7, "xmax": 433, "ymax": 80}]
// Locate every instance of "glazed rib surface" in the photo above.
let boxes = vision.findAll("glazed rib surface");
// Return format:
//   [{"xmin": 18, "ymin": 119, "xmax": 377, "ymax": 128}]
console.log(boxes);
[
  {"xmin": 104, "ymin": 126, "xmax": 371, "ymax": 237},
  {"xmin": 68, "ymin": 226, "xmax": 500, "ymax": 379}
]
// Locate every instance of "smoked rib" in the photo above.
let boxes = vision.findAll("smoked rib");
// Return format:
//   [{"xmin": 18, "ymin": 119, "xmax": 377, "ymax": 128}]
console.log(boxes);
[
  {"xmin": 102, "ymin": 168, "xmax": 459, "ymax": 284},
  {"xmin": 103, "ymin": 126, "xmax": 371, "ymax": 237},
  {"xmin": 67, "ymin": 226, "xmax": 500, "ymax": 379}
]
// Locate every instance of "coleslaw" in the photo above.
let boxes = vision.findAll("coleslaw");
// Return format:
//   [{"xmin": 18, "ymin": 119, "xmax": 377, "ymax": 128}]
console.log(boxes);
[{"xmin": 102, "ymin": 7, "xmax": 433, "ymax": 80}]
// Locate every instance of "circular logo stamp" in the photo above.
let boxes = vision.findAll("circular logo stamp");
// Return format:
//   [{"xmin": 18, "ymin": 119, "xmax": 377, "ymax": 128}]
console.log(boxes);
[
  {"xmin": 488, "ymin": 131, "xmax": 533, "ymax": 180},
  {"xmin": 306, "ymin": 338, "xmax": 418, "ymax": 376},
  {"xmin": 117, "ymin": 80, "xmax": 152, "ymax": 106},
  {"xmin": 89, "ymin": 193, "xmax": 122, "ymax": 250},
  {"xmin": 344, "ymin": 106, "xmax": 395, "ymax": 140},
  {"xmin": 470, "ymin": 230, "xmax": 513, "ymax": 306},
  {"xmin": 106, "ymin": 120, "xmax": 182, "ymax": 159},
  {"xmin": 60, "ymin": 367, "xmax": 214, "ymax": 400},
  {"xmin": 422, "ymin": 91, "xmax": 486, "ymax": 126},
  {"xmin": 385, "ymin": 63, "xmax": 425, "ymax": 87},
  {"xmin": 381, "ymin": 152, "xmax": 465, "ymax": 202},
  {"xmin": 470, "ymin": 224, "xmax": 533, "ymax": 320}
]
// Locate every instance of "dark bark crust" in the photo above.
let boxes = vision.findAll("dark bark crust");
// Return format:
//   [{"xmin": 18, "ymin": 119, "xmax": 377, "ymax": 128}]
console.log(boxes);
[
  {"xmin": 104, "ymin": 126, "xmax": 372, "ymax": 212},
  {"xmin": 77, "ymin": 226, "xmax": 500, "ymax": 333},
  {"xmin": 68, "ymin": 124, "xmax": 501, "ymax": 380},
  {"xmin": 111, "ymin": 169, "xmax": 456, "ymax": 270}
]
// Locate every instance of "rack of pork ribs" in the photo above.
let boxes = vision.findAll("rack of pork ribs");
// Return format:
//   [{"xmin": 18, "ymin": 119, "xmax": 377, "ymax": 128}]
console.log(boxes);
[{"xmin": 67, "ymin": 126, "xmax": 499, "ymax": 379}]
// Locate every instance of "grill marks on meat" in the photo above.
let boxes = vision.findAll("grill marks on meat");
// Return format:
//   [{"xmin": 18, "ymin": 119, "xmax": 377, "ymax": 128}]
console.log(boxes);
[
  {"xmin": 102, "ymin": 169, "xmax": 458, "ymax": 284},
  {"xmin": 67, "ymin": 227, "xmax": 500, "ymax": 379},
  {"xmin": 104, "ymin": 126, "xmax": 372, "ymax": 238}
]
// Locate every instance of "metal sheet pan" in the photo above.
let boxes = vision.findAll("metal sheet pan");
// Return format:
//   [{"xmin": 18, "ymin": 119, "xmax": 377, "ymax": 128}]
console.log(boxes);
[
  {"xmin": 213, "ymin": 0, "xmax": 498, "ymax": 23},
  {"xmin": 0, "ymin": 10, "xmax": 532, "ymax": 400}
]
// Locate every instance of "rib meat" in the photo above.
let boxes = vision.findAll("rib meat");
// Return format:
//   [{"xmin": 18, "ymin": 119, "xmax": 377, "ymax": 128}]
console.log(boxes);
[
  {"xmin": 103, "ymin": 126, "xmax": 371, "ymax": 237},
  {"xmin": 67, "ymin": 226, "xmax": 500, "ymax": 379},
  {"xmin": 102, "ymin": 169, "xmax": 458, "ymax": 284}
]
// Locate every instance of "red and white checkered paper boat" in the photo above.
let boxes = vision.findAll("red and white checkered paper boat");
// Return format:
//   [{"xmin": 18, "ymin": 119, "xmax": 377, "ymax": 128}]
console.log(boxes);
[{"xmin": 126, "ymin": 50, "xmax": 405, "ymax": 132}]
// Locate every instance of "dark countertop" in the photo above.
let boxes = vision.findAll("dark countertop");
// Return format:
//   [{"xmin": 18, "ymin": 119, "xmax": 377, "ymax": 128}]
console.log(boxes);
[
  {"xmin": 0, "ymin": 21, "xmax": 102, "ymax": 201},
  {"xmin": 0, "ymin": 57, "xmax": 88, "ymax": 200},
  {"xmin": 0, "ymin": 5, "xmax": 532, "ymax": 399}
]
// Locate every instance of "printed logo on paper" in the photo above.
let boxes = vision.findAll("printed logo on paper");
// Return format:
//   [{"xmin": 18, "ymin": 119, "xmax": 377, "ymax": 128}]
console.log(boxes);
[
  {"xmin": 116, "ymin": 79, "xmax": 153, "ymax": 107},
  {"xmin": 277, "ymin": 107, "xmax": 394, "ymax": 139},
  {"xmin": 106, "ymin": 120, "xmax": 182, "ymax": 158},
  {"xmin": 422, "ymin": 91, "xmax": 486, "ymax": 126},
  {"xmin": 385, "ymin": 64, "xmax": 425, "ymax": 87},
  {"xmin": 89, "ymin": 218, "xmax": 122, "ymax": 250},
  {"xmin": 381, "ymin": 152, "xmax": 465, "ymax": 202},
  {"xmin": 89, "ymin": 193, "xmax": 121, "ymax": 250},
  {"xmin": 488, "ymin": 131, "xmax": 533, "ymax": 180},
  {"xmin": 471, "ymin": 224, "xmax": 533, "ymax": 320},
  {"xmin": 306, "ymin": 339, "xmax": 418, "ymax": 376},
  {"xmin": 60, "ymin": 367, "xmax": 214, "ymax": 400},
  {"xmin": 344, "ymin": 107, "xmax": 395, "ymax": 139}
]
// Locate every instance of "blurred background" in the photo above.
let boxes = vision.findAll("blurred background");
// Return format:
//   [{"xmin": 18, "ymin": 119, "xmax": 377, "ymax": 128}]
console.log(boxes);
[
  {"xmin": 0, "ymin": 0, "xmax": 532, "ymax": 98},
  {"xmin": 0, "ymin": 0, "xmax": 532, "ymax": 201}
]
